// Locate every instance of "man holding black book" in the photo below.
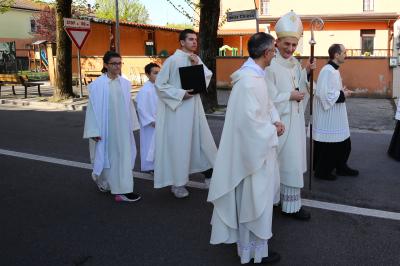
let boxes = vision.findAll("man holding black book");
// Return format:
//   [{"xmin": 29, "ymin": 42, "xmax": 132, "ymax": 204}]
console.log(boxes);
[{"xmin": 153, "ymin": 29, "xmax": 217, "ymax": 198}]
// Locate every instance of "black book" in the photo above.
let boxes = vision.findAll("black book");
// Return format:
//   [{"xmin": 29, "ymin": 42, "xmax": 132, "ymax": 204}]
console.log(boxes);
[{"xmin": 178, "ymin": 64, "xmax": 207, "ymax": 94}]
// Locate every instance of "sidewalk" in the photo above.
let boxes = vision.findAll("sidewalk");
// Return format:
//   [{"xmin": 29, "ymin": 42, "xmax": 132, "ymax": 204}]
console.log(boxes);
[
  {"xmin": 0, "ymin": 81, "xmax": 89, "ymax": 110},
  {"xmin": 0, "ymin": 82, "xmax": 227, "ymax": 113},
  {"xmin": 0, "ymin": 82, "xmax": 397, "ymax": 132}
]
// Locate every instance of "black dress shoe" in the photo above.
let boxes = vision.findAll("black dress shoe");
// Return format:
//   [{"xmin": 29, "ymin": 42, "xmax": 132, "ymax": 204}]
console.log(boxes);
[
  {"xmin": 282, "ymin": 207, "xmax": 311, "ymax": 221},
  {"xmin": 315, "ymin": 173, "xmax": 337, "ymax": 180},
  {"xmin": 336, "ymin": 166, "xmax": 359, "ymax": 176},
  {"xmin": 260, "ymin": 251, "xmax": 281, "ymax": 264},
  {"xmin": 245, "ymin": 251, "xmax": 281, "ymax": 265},
  {"xmin": 202, "ymin": 168, "xmax": 213, "ymax": 179}
]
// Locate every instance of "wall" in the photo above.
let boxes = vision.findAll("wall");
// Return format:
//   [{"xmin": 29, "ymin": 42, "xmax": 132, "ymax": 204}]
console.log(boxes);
[
  {"xmin": 0, "ymin": 37, "xmax": 33, "ymax": 57},
  {"xmin": 265, "ymin": 0, "xmax": 400, "ymax": 16},
  {"xmin": 50, "ymin": 55, "xmax": 167, "ymax": 86},
  {"xmin": 155, "ymin": 30, "xmax": 180, "ymax": 56},
  {"xmin": 0, "ymin": 9, "xmax": 41, "ymax": 57},
  {"xmin": 72, "ymin": 22, "xmax": 111, "ymax": 57},
  {"xmin": 216, "ymin": 57, "xmax": 246, "ymax": 86},
  {"xmin": 216, "ymin": 56, "xmax": 393, "ymax": 98},
  {"xmin": 49, "ymin": 55, "xmax": 393, "ymax": 98},
  {"xmin": 220, "ymin": 0, "xmax": 400, "ymax": 25},
  {"xmin": 221, "ymin": 35, "xmax": 251, "ymax": 56},
  {"xmin": 71, "ymin": 22, "xmax": 180, "ymax": 57},
  {"xmin": 220, "ymin": 20, "xmax": 392, "ymax": 57},
  {"xmin": 298, "ymin": 27, "xmax": 390, "ymax": 57},
  {"xmin": 120, "ymin": 26, "xmax": 147, "ymax": 55},
  {"xmin": 0, "ymin": 9, "xmax": 38, "ymax": 39},
  {"xmin": 270, "ymin": 21, "xmax": 392, "ymax": 57}
]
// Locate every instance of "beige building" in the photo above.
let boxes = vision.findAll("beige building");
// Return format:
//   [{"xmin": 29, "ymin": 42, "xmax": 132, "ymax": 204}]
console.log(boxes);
[
  {"xmin": 219, "ymin": 0, "xmax": 400, "ymax": 57},
  {"xmin": 0, "ymin": 0, "xmax": 45, "ymax": 57}
]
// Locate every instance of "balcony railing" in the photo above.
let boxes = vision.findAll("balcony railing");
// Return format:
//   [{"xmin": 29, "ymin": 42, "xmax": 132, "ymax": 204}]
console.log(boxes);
[{"xmin": 346, "ymin": 49, "xmax": 392, "ymax": 57}]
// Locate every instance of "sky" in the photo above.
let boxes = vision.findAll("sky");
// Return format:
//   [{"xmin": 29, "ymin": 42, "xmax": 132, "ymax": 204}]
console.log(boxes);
[
  {"xmin": 86, "ymin": 0, "xmax": 193, "ymax": 26},
  {"xmin": 140, "ymin": 0, "xmax": 193, "ymax": 26}
]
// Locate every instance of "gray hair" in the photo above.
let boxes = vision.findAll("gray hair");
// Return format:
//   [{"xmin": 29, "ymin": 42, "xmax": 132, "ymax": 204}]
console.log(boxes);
[{"xmin": 248, "ymin": 32, "xmax": 275, "ymax": 59}]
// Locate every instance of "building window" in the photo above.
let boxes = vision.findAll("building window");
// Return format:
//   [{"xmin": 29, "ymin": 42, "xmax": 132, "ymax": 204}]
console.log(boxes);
[
  {"xmin": 363, "ymin": 0, "xmax": 374, "ymax": 11},
  {"xmin": 144, "ymin": 31, "xmax": 155, "ymax": 56},
  {"xmin": 361, "ymin": 29, "xmax": 375, "ymax": 55},
  {"xmin": 260, "ymin": 0, "xmax": 270, "ymax": 16},
  {"xmin": 30, "ymin": 19, "xmax": 37, "ymax": 33}
]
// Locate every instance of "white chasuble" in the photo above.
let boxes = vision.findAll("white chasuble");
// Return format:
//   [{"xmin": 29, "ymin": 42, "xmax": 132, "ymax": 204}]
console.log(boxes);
[
  {"xmin": 265, "ymin": 51, "xmax": 308, "ymax": 188},
  {"xmin": 208, "ymin": 60, "xmax": 280, "ymax": 264}
]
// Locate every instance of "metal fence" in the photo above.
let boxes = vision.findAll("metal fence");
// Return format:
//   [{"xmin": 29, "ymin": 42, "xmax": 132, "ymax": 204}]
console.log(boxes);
[{"xmin": 346, "ymin": 49, "xmax": 392, "ymax": 57}]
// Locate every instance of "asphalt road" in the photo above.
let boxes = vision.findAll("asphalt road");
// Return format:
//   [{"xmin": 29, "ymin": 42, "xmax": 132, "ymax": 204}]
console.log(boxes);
[{"xmin": 1, "ymin": 105, "xmax": 400, "ymax": 266}]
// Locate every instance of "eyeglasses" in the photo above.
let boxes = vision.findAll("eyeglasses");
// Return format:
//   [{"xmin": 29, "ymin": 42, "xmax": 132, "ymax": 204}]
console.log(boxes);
[
  {"xmin": 107, "ymin": 62, "xmax": 122, "ymax": 66},
  {"xmin": 267, "ymin": 48, "xmax": 276, "ymax": 55}
]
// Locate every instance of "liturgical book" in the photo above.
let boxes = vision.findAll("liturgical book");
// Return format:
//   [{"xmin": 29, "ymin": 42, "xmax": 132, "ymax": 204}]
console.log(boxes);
[{"xmin": 179, "ymin": 64, "xmax": 207, "ymax": 94}]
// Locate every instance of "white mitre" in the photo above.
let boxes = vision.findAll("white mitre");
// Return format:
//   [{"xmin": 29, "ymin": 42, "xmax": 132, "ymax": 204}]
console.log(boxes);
[{"xmin": 275, "ymin": 11, "xmax": 303, "ymax": 40}]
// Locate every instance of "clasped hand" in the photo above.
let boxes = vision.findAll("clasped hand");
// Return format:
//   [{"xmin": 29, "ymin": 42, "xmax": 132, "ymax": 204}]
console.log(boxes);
[
  {"xmin": 290, "ymin": 90, "xmax": 305, "ymax": 101},
  {"xmin": 274, "ymin": 121, "xmax": 285, "ymax": 136},
  {"xmin": 306, "ymin": 58, "xmax": 317, "ymax": 74}
]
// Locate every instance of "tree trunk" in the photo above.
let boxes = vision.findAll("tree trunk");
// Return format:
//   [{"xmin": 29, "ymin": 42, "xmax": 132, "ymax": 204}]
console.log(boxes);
[
  {"xmin": 198, "ymin": 0, "xmax": 220, "ymax": 113},
  {"xmin": 55, "ymin": 0, "xmax": 74, "ymax": 99}
]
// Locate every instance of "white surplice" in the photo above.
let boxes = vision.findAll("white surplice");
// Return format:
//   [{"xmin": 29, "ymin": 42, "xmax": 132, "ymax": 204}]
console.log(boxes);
[
  {"xmin": 208, "ymin": 58, "xmax": 280, "ymax": 264},
  {"xmin": 136, "ymin": 80, "xmax": 158, "ymax": 171},
  {"xmin": 313, "ymin": 63, "xmax": 350, "ymax": 143},
  {"xmin": 153, "ymin": 49, "xmax": 217, "ymax": 188},
  {"xmin": 83, "ymin": 74, "xmax": 140, "ymax": 194}
]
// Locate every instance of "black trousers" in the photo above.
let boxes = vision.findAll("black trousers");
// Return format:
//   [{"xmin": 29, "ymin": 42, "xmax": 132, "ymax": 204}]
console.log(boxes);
[
  {"xmin": 388, "ymin": 121, "xmax": 400, "ymax": 161},
  {"xmin": 202, "ymin": 168, "xmax": 213, "ymax": 179},
  {"xmin": 313, "ymin": 137, "xmax": 351, "ymax": 176}
]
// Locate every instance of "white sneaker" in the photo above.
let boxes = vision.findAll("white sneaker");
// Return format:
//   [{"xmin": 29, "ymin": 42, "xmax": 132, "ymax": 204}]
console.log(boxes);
[
  {"xmin": 171, "ymin": 186, "xmax": 189, "ymax": 198},
  {"xmin": 97, "ymin": 183, "xmax": 110, "ymax": 193},
  {"xmin": 115, "ymin": 193, "xmax": 141, "ymax": 202},
  {"xmin": 92, "ymin": 174, "xmax": 110, "ymax": 193},
  {"xmin": 204, "ymin": 178, "xmax": 211, "ymax": 189}
]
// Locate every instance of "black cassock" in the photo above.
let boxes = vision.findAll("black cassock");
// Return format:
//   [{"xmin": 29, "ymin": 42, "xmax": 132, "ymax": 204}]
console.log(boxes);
[
  {"xmin": 313, "ymin": 138, "xmax": 351, "ymax": 176},
  {"xmin": 388, "ymin": 120, "xmax": 400, "ymax": 161}
]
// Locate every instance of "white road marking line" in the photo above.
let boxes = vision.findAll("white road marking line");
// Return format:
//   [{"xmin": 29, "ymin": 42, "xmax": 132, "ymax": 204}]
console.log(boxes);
[
  {"xmin": 302, "ymin": 199, "xmax": 400, "ymax": 221},
  {"xmin": 1, "ymin": 148, "xmax": 399, "ymax": 221}
]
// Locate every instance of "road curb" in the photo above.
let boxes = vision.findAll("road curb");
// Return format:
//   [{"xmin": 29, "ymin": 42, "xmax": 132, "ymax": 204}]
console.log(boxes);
[{"xmin": 0, "ymin": 99, "xmax": 87, "ymax": 111}]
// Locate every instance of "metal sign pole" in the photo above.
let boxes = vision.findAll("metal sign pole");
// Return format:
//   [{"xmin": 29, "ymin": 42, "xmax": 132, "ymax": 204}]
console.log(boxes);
[
  {"xmin": 256, "ymin": 14, "xmax": 259, "ymax": 33},
  {"xmin": 115, "ymin": 0, "xmax": 120, "ymax": 53},
  {"xmin": 77, "ymin": 49, "xmax": 83, "ymax": 98},
  {"xmin": 254, "ymin": 0, "xmax": 259, "ymax": 33}
]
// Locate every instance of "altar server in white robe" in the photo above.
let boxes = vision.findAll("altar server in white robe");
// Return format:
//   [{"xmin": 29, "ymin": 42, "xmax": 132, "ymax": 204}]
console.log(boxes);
[
  {"xmin": 154, "ymin": 29, "xmax": 217, "ymax": 198},
  {"xmin": 136, "ymin": 63, "xmax": 160, "ymax": 172},
  {"xmin": 313, "ymin": 44, "xmax": 359, "ymax": 180},
  {"xmin": 208, "ymin": 33, "xmax": 284, "ymax": 265},
  {"xmin": 83, "ymin": 51, "xmax": 141, "ymax": 202},
  {"xmin": 265, "ymin": 11, "xmax": 315, "ymax": 220}
]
